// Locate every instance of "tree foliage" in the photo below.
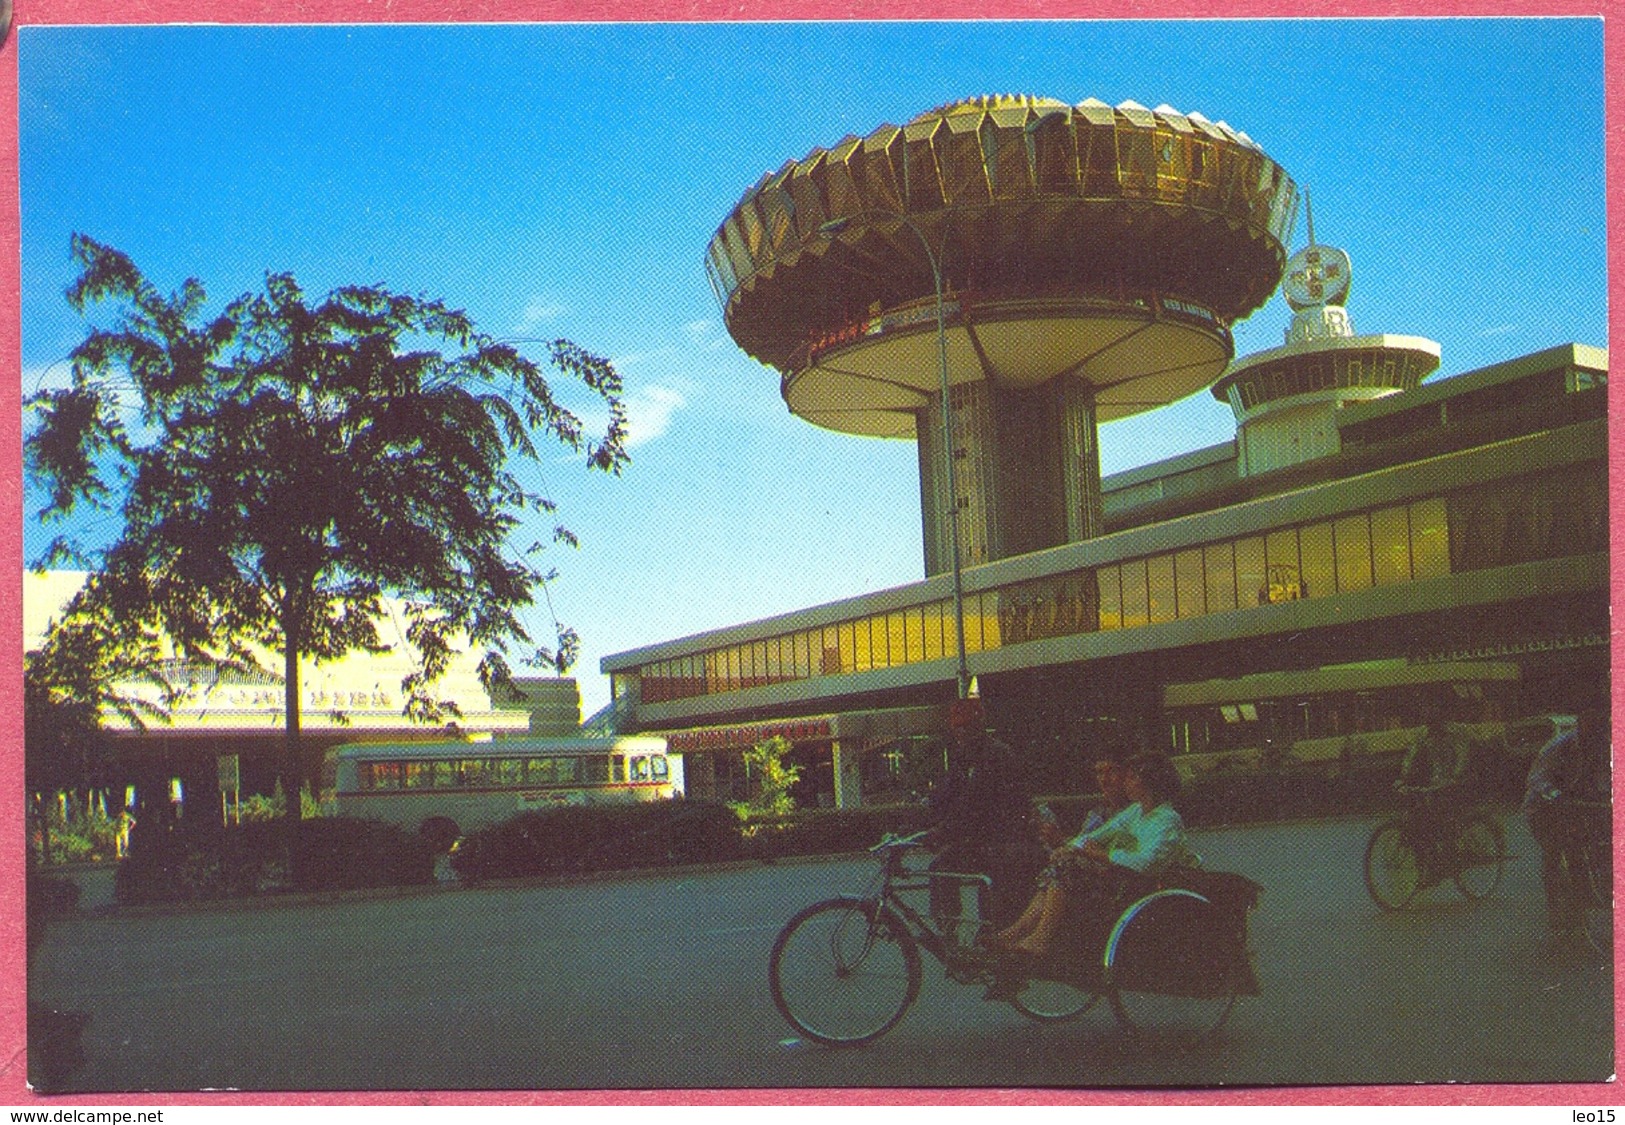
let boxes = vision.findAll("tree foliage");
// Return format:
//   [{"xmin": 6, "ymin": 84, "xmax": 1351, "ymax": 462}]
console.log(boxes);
[
  {"xmin": 735, "ymin": 735, "xmax": 803, "ymax": 818},
  {"xmin": 27, "ymin": 235, "xmax": 630, "ymax": 811}
]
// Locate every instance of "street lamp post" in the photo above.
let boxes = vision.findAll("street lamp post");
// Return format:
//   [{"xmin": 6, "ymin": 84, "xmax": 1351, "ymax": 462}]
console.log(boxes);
[{"xmin": 820, "ymin": 214, "xmax": 971, "ymax": 701}]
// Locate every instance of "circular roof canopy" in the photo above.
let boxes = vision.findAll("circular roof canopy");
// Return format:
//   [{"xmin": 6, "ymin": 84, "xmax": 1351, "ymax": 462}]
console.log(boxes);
[
  {"xmin": 785, "ymin": 293, "xmax": 1233, "ymax": 437},
  {"xmin": 707, "ymin": 94, "xmax": 1299, "ymax": 424}
]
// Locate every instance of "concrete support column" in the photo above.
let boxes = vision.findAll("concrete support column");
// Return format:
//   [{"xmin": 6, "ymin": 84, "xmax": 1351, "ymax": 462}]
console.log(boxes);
[{"xmin": 1059, "ymin": 378, "xmax": 1104, "ymax": 543}]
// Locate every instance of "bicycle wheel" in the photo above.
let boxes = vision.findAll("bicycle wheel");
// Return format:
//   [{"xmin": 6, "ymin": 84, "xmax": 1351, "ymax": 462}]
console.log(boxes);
[
  {"xmin": 1579, "ymin": 844, "xmax": 1613, "ymax": 957},
  {"xmin": 1364, "ymin": 819, "xmax": 1421, "ymax": 911},
  {"xmin": 1010, "ymin": 976, "xmax": 1100, "ymax": 1023},
  {"xmin": 1105, "ymin": 890, "xmax": 1239, "ymax": 1037},
  {"xmin": 1452, "ymin": 814, "xmax": 1505, "ymax": 900},
  {"xmin": 768, "ymin": 896, "xmax": 922, "ymax": 1047}
]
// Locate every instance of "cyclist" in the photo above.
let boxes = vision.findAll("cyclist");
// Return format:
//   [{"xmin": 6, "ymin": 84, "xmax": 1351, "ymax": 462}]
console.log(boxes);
[
  {"xmin": 1523, "ymin": 710, "xmax": 1609, "ymax": 936},
  {"xmin": 1393, "ymin": 707, "xmax": 1473, "ymax": 861},
  {"xmin": 925, "ymin": 695, "xmax": 1041, "ymax": 934}
]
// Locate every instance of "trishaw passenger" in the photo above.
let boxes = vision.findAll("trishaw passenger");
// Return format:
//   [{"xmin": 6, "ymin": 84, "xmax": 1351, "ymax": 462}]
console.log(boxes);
[{"xmin": 991, "ymin": 751, "xmax": 1197, "ymax": 957}]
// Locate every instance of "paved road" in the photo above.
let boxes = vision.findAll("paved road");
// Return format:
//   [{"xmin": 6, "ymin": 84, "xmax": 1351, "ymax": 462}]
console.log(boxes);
[{"xmin": 25, "ymin": 812, "xmax": 1614, "ymax": 1092}]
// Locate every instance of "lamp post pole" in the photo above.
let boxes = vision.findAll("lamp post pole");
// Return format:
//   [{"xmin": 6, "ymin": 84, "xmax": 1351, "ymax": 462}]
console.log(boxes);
[{"xmin": 821, "ymin": 214, "xmax": 970, "ymax": 701}]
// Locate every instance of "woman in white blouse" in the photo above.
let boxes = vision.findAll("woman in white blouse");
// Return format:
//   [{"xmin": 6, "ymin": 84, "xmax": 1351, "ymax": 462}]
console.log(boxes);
[{"xmin": 991, "ymin": 751, "xmax": 1197, "ymax": 956}]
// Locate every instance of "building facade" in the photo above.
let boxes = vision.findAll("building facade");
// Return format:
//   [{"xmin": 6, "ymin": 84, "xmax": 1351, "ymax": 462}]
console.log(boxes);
[
  {"xmin": 602, "ymin": 342, "xmax": 1608, "ymax": 807},
  {"xmin": 24, "ymin": 570, "xmax": 580, "ymax": 813}
]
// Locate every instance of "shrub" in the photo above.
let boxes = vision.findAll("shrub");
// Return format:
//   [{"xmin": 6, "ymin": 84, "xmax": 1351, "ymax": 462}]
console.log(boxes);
[
  {"xmin": 289, "ymin": 817, "xmax": 434, "ymax": 892},
  {"xmin": 113, "ymin": 816, "xmax": 432, "ymax": 904},
  {"xmin": 450, "ymin": 800, "xmax": 743, "ymax": 883}
]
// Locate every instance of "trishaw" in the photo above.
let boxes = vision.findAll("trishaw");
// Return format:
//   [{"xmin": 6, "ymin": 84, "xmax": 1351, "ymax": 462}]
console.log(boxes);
[{"xmin": 769, "ymin": 831, "xmax": 1263, "ymax": 1045}]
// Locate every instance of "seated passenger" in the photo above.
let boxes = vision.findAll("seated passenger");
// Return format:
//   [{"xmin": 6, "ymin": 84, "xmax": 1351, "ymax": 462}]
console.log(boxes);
[{"xmin": 991, "ymin": 751, "xmax": 1197, "ymax": 957}]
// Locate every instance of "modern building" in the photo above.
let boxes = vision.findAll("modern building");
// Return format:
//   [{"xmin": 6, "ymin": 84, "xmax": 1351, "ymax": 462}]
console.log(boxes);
[
  {"xmin": 23, "ymin": 569, "xmax": 581, "ymax": 809},
  {"xmin": 601, "ymin": 93, "xmax": 1609, "ymax": 809}
]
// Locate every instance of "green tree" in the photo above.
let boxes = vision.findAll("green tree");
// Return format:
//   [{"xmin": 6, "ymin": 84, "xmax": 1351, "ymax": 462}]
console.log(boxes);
[
  {"xmin": 738, "ymin": 735, "xmax": 803, "ymax": 817},
  {"xmin": 27, "ymin": 235, "xmax": 629, "ymax": 819}
]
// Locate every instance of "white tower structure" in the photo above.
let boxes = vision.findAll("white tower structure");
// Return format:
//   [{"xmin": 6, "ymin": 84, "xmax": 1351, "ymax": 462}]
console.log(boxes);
[{"xmin": 1211, "ymin": 200, "xmax": 1441, "ymax": 476}]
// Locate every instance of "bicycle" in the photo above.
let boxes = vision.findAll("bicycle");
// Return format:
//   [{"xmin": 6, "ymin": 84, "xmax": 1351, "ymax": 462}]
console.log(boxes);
[
  {"xmin": 768, "ymin": 830, "xmax": 1262, "ymax": 1046},
  {"xmin": 1362, "ymin": 796, "xmax": 1508, "ymax": 911}
]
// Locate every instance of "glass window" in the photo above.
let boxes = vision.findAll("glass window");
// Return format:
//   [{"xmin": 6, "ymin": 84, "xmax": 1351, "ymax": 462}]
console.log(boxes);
[
  {"xmin": 1234, "ymin": 536, "xmax": 1266, "ymax": 608},
  {"xmin": 460, "ymin": 760, "xmax": 491, "ymax": 788},
  {"xmin": 1410, "ymin": 497, "xmax": 1450, "ymax": 580},
  {"xmin": 901, "ymin": 606, "xmax": 922, "ymax": 665},
  {"xmin": 1098, "ymin": 565, "xmax": 1122, "ymax": 630},
  {"xmin": 1175, "ymin": 549, "xmax": 1205, "ymax": 618},
  {"xmin": 1147, "ymin": 554, "xmax": 1176, "ymax": 624},
  {"xmin": 821, "ymin": 626, "xmax": 842, "ymax": 675},
  {"xmin": 432, "ymin": 760, "xmax": 453, "ymax": 788},
  {"xmin": 630, "ymin": 756, "xmax": 650, "ymax": 782},
  {"xmin": 1121, "ymin": 560, "xmax": 1150, "ymax": 628},
  {"xmin": 526, "ymin": 758, "xmax": 555, "ymax": 785},
  {"xmin": 854, "ymin": 616, "xmax": 876, "ymax": 672},
  {"xmin": 838, "ymin": 621, "xmax": 857, "ymax": 674},
  {"xmin": 1372, "ymin": 505, "xmax": 1412, "ymax": 586},
  {"xmin": 496, "ymin": 758, "xmax": 524, "ymax": 786},
  {"xmin": 977, "ymin": 591, "xmax": 1000, "ymax": 651},
  {"xmin": 1299, "ymin": 521, "xmax": 1336, "ymax": 600},
  {"xmin": 405, "ymin": 761, "xmax": 437, "ymax": 789},
  {"xmin": 581, "ymin": 756, "xmax": 610, "ymax": 785},
  {"xmin": 1204, "ymin": 542, "xmax": 1237, "ymax": 612},
  {"xmin": 651, "ymin": 755, "xmax": 669, "ymax": 781},
  {"xmin": 1265, "ymin": 528, "xmax": 1302, "ymax": 602},
  {"xmin": 1335, "ymin": 514, "xmax": 1373, "ymax": 592}
]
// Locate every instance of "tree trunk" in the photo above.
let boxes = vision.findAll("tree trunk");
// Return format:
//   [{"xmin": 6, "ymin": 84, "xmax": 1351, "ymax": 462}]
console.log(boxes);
[{"xmin": 281, "ymin": 591, "xmax": 304, "ymax": 824}]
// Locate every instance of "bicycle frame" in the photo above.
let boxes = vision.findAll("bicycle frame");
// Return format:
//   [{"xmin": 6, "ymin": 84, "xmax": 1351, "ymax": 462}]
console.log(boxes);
[{"xmin": 862, "ymin": 839, "xmax": 992, "ymax": 974}]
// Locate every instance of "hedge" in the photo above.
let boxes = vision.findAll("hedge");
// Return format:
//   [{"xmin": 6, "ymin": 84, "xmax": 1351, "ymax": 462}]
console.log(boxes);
[
  {"xmin": 113, "ymin": 816, "xmax": 434, "ymax": 905},
  {"xmin": 449, "ymin": 800, "xmax": 744, "ymax": 883}
]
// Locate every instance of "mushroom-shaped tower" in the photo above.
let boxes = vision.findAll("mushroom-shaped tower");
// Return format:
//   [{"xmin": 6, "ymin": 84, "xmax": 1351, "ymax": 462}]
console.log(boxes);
[
  {"xmin": 1211, "ymin": 222, "xmax": 1441, "ymax": 477},
  {"xmin": 706, "ymin": 94, "xmax": 1298, "ymax": 574}
]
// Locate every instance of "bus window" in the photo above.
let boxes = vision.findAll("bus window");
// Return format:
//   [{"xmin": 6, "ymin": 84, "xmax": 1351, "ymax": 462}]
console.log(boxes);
[
  {"xmin": 526, "ymin": 758, "xmax": 555, "ymax": 785},
  {"xmin": 614, "ymin": 756, "xmax": 629, "ymax": 783},
  {"xmin": 651, "ymin": 755, "xmax": 669, "ymax": 781},
  {"xmin": 432, "ymin": 761, "xmax": 454, "ymax": 788},
  {"xmin": 496, "ymin": 759, "xmax": 524, "ymax": 786},
  {"xmin": 370, "ymin": 762, "xmax": 405, "ymax": 790},
  {"xmin": 630, "ymin": 756, "xmax": 651, "ymax": 782},
  {"xmin": 581, "ymin": 756, "xmax": 610, "ymax": 785},
  {"xmin": 405, "ymin": 762, "xmax": 437, "ymax": 789}
]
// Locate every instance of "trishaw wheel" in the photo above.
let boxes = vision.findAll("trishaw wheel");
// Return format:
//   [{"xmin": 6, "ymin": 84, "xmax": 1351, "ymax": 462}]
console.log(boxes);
[
  {"xmin": 1010, "ymin": 977, "xmax": 1100, "ymax": 1023},
  {"xmin": 1104, "ymin": 890, "xmax": 1240, "ymax": 1038},
  {"xmin": 1363, "ymin": 819, "xmax": 1421, "ymax": 911},
  {"xmin": 768, "ymin": 897, "xmax": 921, "ymax": 1047}
]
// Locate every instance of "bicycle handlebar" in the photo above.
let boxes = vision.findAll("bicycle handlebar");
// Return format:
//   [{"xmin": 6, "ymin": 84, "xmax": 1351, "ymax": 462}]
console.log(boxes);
[{"xmin": 870, "ymin": 830, "xmax": 930, "ymax": 853}]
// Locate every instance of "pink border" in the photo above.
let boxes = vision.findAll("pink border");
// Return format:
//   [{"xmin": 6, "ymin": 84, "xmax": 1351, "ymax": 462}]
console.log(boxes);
[{"xmin": 1, "ymin": 1, "xmax": 1619, "ymax": 1107}]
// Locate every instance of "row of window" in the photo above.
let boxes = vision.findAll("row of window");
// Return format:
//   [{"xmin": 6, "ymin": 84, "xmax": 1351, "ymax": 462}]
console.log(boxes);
[
  {"xmin": 1224, "ymin": 349, "xmax": 1428, "ymax": 412},
  {"xmin": 355, "ymin": 754, "xmax": 670, "ymax": 792},
  {"xmin": 625, "ymin": 466, "xmax": 1599, "ymax": 706}
]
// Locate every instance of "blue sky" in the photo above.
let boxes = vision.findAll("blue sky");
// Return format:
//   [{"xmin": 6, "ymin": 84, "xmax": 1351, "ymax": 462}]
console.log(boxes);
[{"xmin": 18, "ymin": 20, "xmax": 1608, "ymax": 718}]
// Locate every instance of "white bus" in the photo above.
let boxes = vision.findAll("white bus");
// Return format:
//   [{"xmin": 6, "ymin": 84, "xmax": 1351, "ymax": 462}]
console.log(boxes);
[
  {"xmin": 332, "ymin": 735, "xmax": 681, "ymax": 838},
  {"xmin": 1162, "ymin": 659, "xmax": 1520, "ymax": 785}
]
